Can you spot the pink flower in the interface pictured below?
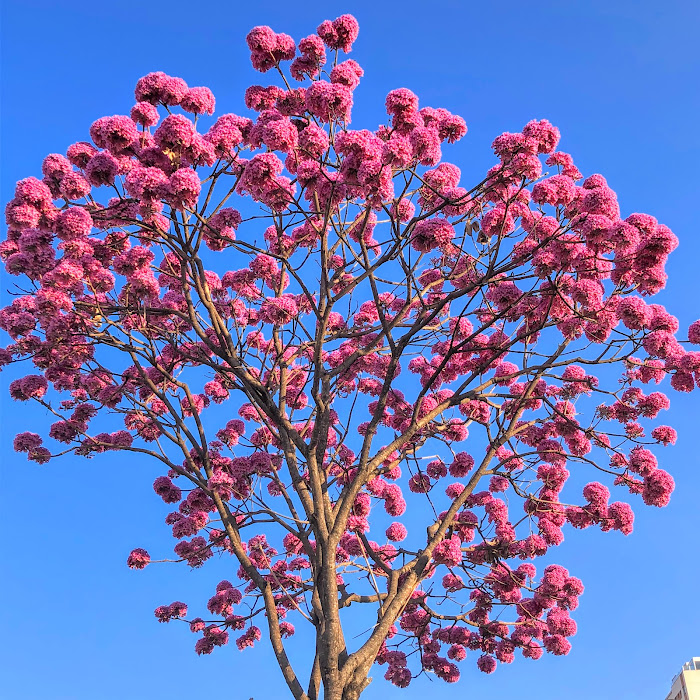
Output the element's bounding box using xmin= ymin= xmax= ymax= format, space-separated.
xmin=181 ymin=393 xmax=209 ymax=417
xmin=385 ymin=665 xmax=411 ymax=688
xmin=385 ymin=88 xmax=419 ymax=116
xmin=606 ymin=502 xmax=634 ymax=534
xmin=443 ymin=574 xmax=465 ymax=592
xmin=410 ymin=217 xmax=455 ymax=252
xmin=189 ymin=618 xmax=206 ymax=633
xmin=42 ymin=154 xmax=72 ymax=190
xmin=292 ymin=218 xmax=325 ymax=248
xmin=153 ymin=476 xmax=182 ymax=504
xmin=197 ymin=626 xmax=229 ymax=653
xmin=166 ymin=168 xmax=201 ymax=210
xmin=235 ymin=625 xmax=262 ymax=650
xmin=279 ymin=622 xmax=295 ymax=638
xmin=204 ymin=207 xmax=241 ymax=251
xmin=299 ymin=124 xmax=329 ymax=159
xmin=477 ymin=654 xmax=497 ymax=674
xmin=617 ymin=296 xmax=652 ymax=330
xmin=246 ymin=26 xmax=276 ymax=53
xmin=481 ymin=205 xmax=515 ymax=239
xmin=492 ymin=132 xmax=536 ymax=159
xmin=124 ymin=166 xmax=168 ymax=200
xmin=688 ymin=320 xmax=700 ymax=345
xmin=155 ymin=601 xmax=188 ymax=622
xmin=391 ymin=198 xmax=415 ymax=223
xmin=237 ymin=152 xmax=282 ymax=196
xmin=66 ymin=141 xmax=98 ymax=168
xmin=546 ymin=151 xmax=582 ymax=179
xmin=85 ymin=152 xmax=119 ymax=187
xmin=384 ymin=491 xmax=406 ymax=517
xmin=637 ymin=392 xmax=670 ymax=418
xmin=330 ymin=60 xmax=364 ymax=89
xmin=422 ymin=108 xmax=467 ymax=143
xmin=9 ymin=375 xmax=48 ymax=401
xmin=130 ymin=101 xmax=159 ymax=127
xmin=15 ymin=176 xmax=53 ymax=208
xmin=93 ymin=115 xmax=139 ymax=155
xmin=582 ymin=483 xmax=609 ymax=514
xmin=113 ymin=246 xmax=155 ymax=275
xmin=259 ymin=295 xmax=299 ymax=326
xmin=408 ymin=473 xmax=431 ymax=493
xmin=628 ymin=447 xmax=657 ymax=477
xmin=449 ymin=452 xmax=474 ymax=478
xmin=205 ymin=114 xmax=248 ymax=157
xmin=581 ymin=185 xmax=620 ymax=219
xmin=543 ymin=634 xmax=572 ymax=655
xmin=651 ymin=425 xmax=677 ymax=445
xmin=276 ymin=88 xmax=306 ymax=117
xmin=127 ymin=548 xmax=150 ymax=569
xmin=13 ymin=432 xmax=43 ymax=452
xmin=305 ymin=81 xmax=353 ymax=123
xmin=410 ymin=126 xmax=441 ymax=166
xmin=135 ymin=71 xmax=188 ymax=106
xmin=54 ymin=207 xmax=92 ymax=240
xmin=386 ymin=522 xmax=407 ymax=542
xmin=180 ymin=87 xmax=216 ymax=115
xmin=642 ymin=468 xmax=674 ymax=507
xmin=494 ymin=361 xmax=519 ymax=386
xmin=259 ymin=114 xmax=298 ymax=153
xmin=246 ymin=26 xmax=295 ymax=72
xmin=433 ymin=535 xmax=462 ymax=566
xmin=522 ymin=119 xmax=560 ymax=154
xmin=531 ymin=175 xmax=576 ymax=206
xmin=317 ymin=14 xmax=360 ymax=53
xmin=489 ymin=476 xmax=510 ymax=492
xmin=59 ymin=172 xmax=91 ymax=200
xmin=154 ymin=114 xmax=197 ymax=152
xmin=291 ymin=35 xmax=326 ymax=80
xmin=671 ymin=371 xmax=695 ymax=392
xmin=208 ymin=470 xmax=234 ymax=499
xmin=245 ymin=85 xmax=283 ymax=112
xmin=208 ymin=586 xmax=242 ymax=615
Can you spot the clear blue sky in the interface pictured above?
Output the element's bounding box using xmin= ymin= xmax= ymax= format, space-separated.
xmin=1 ymin=0 xmax=699 ymax=698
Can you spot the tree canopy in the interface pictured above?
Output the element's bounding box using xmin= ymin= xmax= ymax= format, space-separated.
xmin=2 ymin=13 xmax=699 ymax=700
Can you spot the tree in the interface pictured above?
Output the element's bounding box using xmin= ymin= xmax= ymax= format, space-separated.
xmin=2 ymin=12 xmax=699 ymax=700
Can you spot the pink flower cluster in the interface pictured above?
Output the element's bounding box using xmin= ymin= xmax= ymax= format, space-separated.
xmin=246 ymin=26 xmax=296 ymax=73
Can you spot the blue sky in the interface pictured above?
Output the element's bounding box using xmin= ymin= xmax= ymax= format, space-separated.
xmin=1 ymin=0 xmax=699 ymax=698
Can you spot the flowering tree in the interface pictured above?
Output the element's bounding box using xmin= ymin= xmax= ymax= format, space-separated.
xmin=3 ymin=12 xmax=700 ymax=700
